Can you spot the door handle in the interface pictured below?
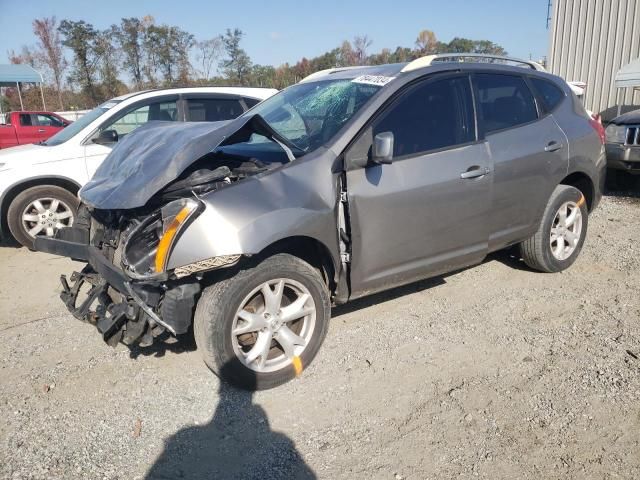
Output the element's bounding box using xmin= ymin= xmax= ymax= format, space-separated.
xmin=544 ymin=141 xmax=563 ymax=152
xmin=460 ymin=166 xmax=490 ymax=179
xmin=37 ymin=129 xmax=46 ymax=133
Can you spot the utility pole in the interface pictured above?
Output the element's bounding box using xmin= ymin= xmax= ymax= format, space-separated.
xmin=546 ymin=0 xmax=553 ymax=29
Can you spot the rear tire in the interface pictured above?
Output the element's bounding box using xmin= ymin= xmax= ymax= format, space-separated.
xmin=194 ymin=254 xmax=331 ymax=390
xmin=519 ymin=185 xmax=588 ymax=273
xmin=7 ymin=185 xmax=79 ymax=249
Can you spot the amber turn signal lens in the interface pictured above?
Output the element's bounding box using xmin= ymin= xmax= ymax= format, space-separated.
xmin=155 ymin=206 xmax=194 ymax=273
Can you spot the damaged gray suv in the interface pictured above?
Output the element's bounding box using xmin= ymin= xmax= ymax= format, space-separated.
xmin=36 ymin=54 xmax=606 ymax=389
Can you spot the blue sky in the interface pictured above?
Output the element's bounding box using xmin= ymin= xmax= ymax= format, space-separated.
xmin=0 ymin=0 xmax=551 ymax=69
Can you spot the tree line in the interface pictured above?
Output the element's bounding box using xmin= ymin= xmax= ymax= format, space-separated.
xmin=3 ymin=15 xmax=506 ymax=112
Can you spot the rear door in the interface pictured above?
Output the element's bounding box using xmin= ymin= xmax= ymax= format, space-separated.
xmin=345 ymin=74 xmax=492 ymax=296
xmin=472 ymin=73 xmax=568 ymax=250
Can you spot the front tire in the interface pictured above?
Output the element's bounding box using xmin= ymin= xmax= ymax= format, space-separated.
xmin=7 ymin=185 xmax=79 ymax=249
xmin=194 ymin=254 xmax=331 ymax=390
xmin=519 ymin=185 xmax=588 ymax=273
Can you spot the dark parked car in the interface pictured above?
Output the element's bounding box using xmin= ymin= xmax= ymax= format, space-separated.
xmin=605 ymin=108 xmax=640 ymax=175
xmin=35 ymin=54 xmax=606 ymax=390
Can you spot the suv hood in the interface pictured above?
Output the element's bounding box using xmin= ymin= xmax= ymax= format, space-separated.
xmin=80 ymin=114 xmax=292 ymax=209
xmin=611 ymin=108 xmax=640 ymax=125
xmin=0 ymin=143 xmax=63 ymax=167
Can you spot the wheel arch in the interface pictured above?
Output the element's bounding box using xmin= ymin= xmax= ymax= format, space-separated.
xmin=559 ymin=171 xmax=595 ymax=212
xmin=0 ymin=176 xmax=81 ymax=237
xmin=256 ymin=235 xmax=339 ymax=295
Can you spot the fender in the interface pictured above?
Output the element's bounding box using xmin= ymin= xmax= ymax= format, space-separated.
xmin=167 ymin=148 xmax=342 ymax=278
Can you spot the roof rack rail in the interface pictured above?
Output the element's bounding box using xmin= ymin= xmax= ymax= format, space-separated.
xmin=300 ymin=66 xmax=363 ymax=83
xmin=401 ymin=53 xmax=546 ymax=73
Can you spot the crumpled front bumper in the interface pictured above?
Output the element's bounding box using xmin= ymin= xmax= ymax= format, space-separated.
xmin=34 ymin=229 xmax=200 ymax=347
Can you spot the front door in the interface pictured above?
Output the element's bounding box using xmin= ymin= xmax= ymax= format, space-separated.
xmin=34 ymin=113 xmax=66 ymax=141
xmin=345 ymin=75 xmax=492 ymax=297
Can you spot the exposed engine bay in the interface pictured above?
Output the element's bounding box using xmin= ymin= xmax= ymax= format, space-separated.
xmin=43 ymin=116 xmax=292 ymax=347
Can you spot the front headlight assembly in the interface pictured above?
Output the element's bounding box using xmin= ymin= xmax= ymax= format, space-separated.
xmin=605 ymin=124 xmax=627 ymax=144
xmin=154 ymin=198 xmax=202 ymax=273
xmin=122 ymin=198 xmax=202 ymax=277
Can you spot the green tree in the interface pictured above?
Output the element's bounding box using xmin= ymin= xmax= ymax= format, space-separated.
xmin=143 ymin=23 xmax=194 ymax=85
xmin=473 ymin=40 xmax=507 ymax=55
xmin=94 ymin=27 xmax=121 ymax=98
xmin=446 ymin=37 xmax=475 ymax=53
xmin=220 ymin=28 xmax=252 ymax=85
xmin=115 ymin=17 xmax=145 ymax=89
xmin=58 ymin=20 xmax=100 ymax=103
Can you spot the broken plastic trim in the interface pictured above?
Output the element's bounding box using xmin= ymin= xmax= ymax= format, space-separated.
xmin=124 ymin=281 xmax=176 ymax=335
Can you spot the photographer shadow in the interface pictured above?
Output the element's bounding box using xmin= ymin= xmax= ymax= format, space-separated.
xmin=145 ymin=362 xmax=316 ymax=480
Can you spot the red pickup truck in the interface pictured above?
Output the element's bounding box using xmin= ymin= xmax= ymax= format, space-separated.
xmin=0 ymin=111 xmax=70 ymax=149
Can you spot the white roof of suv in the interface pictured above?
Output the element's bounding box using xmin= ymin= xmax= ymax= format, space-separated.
xmin=111 ymin=86 xmax=278 ymax=103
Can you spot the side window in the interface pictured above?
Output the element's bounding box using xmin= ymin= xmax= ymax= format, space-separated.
xmin=19 ymin=114 xmax=33 ymax=127
xmin=186 ymin=98 xmax=244 ymax=122
xmin=474 ymin=74 xmax=538 ymax=134
xmin=99 ymin=100 xmax=178 ymax=137
xmin=529 ymin=77 xmax=565 ymax=113
xmin=372 ymin=76 xmax=475 ymax=157
xmin=36 ymin=114 xmax=65 ymax=127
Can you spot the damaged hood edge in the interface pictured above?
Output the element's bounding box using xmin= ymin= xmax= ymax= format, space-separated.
xmin=80 ymin=114 xmax=292 ymax=210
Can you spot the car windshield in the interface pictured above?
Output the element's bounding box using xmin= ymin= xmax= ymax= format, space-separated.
xmin=246 ymin=78 xmax=382 ymax=153
xmin=43 ymin=100 xmax=121 ymax=146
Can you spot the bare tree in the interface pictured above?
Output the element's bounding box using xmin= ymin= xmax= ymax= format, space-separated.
xmin=32 ymin=17 xmax=67 ymax=109
xmin=7 ymin=46 xmax=37 ymax=66
xmin=196 ymin=37 xmax=223 ymax=80
xmin=353 ymin=35 xmax=373 ymax=65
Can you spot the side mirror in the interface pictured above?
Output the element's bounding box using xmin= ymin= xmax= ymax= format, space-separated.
xmin=372 ymin=131 xmax=394 ymax=164
xmin=93 ymin=129 xmax=118 ymax=145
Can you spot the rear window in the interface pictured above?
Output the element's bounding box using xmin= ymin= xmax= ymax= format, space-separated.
xmin=243 ymin=97 xmax=260 ymax=109
xmin=530 ymin=77 xmax=565 ymax=113
xmin=475 ymin=74 xmax=538 ymax=134
xmin=19 ymin=114 xmax=33 ymax=126
xmin=186 ymin=98 xmax=244 ymax=122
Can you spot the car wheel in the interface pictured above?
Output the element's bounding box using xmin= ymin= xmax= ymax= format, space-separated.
xmin=7 ymin=185 xmax=79 ymax=249
xmin=519 ymin=185 xmax=588 ymax=273
xmin=194 ymin=253 xmax=331 ymax=390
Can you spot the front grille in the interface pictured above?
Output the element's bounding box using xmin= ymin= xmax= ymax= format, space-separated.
xmin=625 ymin=125 xmax=640 ymax=146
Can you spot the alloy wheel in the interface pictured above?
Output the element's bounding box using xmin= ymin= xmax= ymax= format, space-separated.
xmin=550 ymin=200 xmax=583 ymax=261
xmin=21 ymin=197 xmax=74 ymax=238
xmin=231 ymin=278 xmax=316 ymax=373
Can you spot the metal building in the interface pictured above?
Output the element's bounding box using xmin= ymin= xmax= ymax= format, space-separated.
xmin=548 ymin=0 xmax=640 ymax=120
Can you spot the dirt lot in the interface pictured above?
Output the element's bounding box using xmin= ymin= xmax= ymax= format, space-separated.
xmin=1 ymin=190 xmax=639 ymax=480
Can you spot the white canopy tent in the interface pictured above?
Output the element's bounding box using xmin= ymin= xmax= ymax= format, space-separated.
xmin=614 ymin=58 xmax=640 ymax=116
xmin=0 ymin=64 xmax=47 ymax=115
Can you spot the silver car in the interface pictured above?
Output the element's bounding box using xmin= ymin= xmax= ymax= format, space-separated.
xmin=35 ymin=54 xmax=606 ymax=390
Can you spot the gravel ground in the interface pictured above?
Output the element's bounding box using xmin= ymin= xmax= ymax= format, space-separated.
xmin=1 ymin=190 xmax=639 ymax=480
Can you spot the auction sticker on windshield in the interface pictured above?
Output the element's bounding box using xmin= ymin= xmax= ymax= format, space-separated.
xmin=352 ymin=75 xmax=395 ymax=86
